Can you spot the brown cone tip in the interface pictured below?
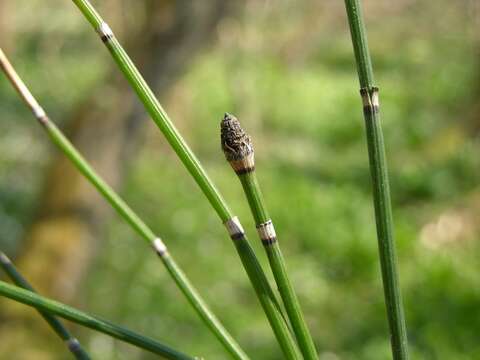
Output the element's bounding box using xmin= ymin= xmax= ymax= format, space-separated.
xmin=221 ymin=113 xmax=254 ymax=161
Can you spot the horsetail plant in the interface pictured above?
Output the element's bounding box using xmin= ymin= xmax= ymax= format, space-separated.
xmin=69 ymin=1 xmax=302 ymax=358
xmin=0 ymin=48 xmax=247 ymax=360
xmin=221 ymin=114 xmax=319 ymax=360
xmin=343 ymin=1 xmax=409 ymax=359
xmin=0 ymin=252 xmax=90 ymax=360
xmin=0 ymin=280 xmax=195 ymax=360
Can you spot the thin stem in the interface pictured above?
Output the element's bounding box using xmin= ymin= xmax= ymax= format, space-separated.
xmin=69 ymin=1 xmax=299 ymax=357
xmin=0 ymin=48 xmax=247 ymax=360
xmin=221 ymin=114 xmax=318 ymax=360
xmin=0 ymin=280 xmax=195 ymax=360
xmin=343 ymin=1 xmax=409 ymax=359
xmin=240 ymin=173 xmax=317 ymax=360
xmin=0 ymin=252 xmax=90 ymax=360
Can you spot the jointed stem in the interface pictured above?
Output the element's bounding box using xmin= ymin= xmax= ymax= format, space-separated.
xmin=221 ymin=114 xmax=318 ymax=360
xmin=240 ymin=173 xmax=318 ymax=360
xmin=0 ymin=48 xmax=247 ymax=360
xmin=343 ymin=1 xmax=409 ymax=359
xmin=69 ymin=1 xmax=299 ymax=357
xmin=0 ymin=281 xmax=195 ymax=360
xmin=0 ymin=252 xmax=90 ymax=360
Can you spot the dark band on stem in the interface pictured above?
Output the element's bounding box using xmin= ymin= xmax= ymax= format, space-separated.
xmin=360 ymin=86 xmax=380 ymax=115
xmin=230 ymin=233 xmax=245 ymax=241
xmin=261 ymin=237 xmax=277 ymax=246
xmin=232 ymin=162 xmax=255 ymax=175
xmin=235 ymin=168 xmax=254 ymax=175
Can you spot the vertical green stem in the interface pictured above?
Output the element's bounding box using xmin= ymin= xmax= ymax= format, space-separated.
xmin=0 ymin=48 xmax=248 ymax=360
xmin=0 ymin=281 xmax=195 ymax=360
xmin=220 ymin=114 xmax=317 ymax=359
xmin=343 ymin=1 xmax=409 ymax=359
xmin=0 ymin=252 xmax=90 ymax=360
xmin=69 ymin=1 xmax=299 ymax=357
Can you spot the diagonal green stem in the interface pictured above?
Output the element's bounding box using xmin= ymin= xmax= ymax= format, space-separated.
xmin=69 ymin=1 xmax=300 ymax=358
xmin=343 ymin=1 xmax=409 ymax=359
xmin=220 ymin=114 xmax=318 ymax=359
xmin=0 ymin=280 xmax=195 ymax=360
xmin=0 ymin=48 xmax=247 ymax=360
xmin=0 ymin=252 xmax=90 ymax=360
xmin=239 ymin=172 xmax=318 ymax=360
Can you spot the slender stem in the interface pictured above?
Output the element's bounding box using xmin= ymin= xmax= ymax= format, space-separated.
xmin=0 ymin=252 xmax=90 ymax=360
xmin=0 ymin=48 xmax=247 ymax=360
xmin=240 ymin=173 xmax=318 ymax=360
xmin=343 ymin=1 xmax=409 ymax=359
xmin=221 ymin=114 xmax=318 ymax=360
xmin=0 ymin=280 xmax=195 ymax=360
xmin=69 ymin=1 xmax=300 ymax=357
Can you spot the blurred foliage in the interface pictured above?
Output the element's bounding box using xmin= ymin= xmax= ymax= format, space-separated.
xmin=1 ymin=0 xmax=479 ymax=359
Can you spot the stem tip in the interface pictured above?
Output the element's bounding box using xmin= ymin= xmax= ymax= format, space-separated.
xmin=220 ymin=113 xmax=253 ymax=162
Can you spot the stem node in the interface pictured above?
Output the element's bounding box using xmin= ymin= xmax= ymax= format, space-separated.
xmin=360 ymin=86 xmax=380 ymax=115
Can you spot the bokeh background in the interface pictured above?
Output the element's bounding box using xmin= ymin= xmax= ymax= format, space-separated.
xmin=1 ymin=0 xmax=479 ymax=359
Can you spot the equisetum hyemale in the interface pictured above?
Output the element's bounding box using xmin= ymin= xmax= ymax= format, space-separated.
xmin=221 ymin=113 xmax=319 ymax=360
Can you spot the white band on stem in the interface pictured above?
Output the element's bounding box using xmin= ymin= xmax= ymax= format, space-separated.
xmin=33 ymin=106 xmax=46 ymax=120
xmin=153 ymin=237 xmax=167 ymax=255
xmin=96 ymin=22 xmax=114 ymax=41
xmin=66 ymin=338 xmax=80 ymax=352
xmin=371 ymin=89 xmax=380 ymax=107
xmin=257 ymin=220 xmax=276 ymax=241
xmin=0 ymin=253 xmax=11 ymax=264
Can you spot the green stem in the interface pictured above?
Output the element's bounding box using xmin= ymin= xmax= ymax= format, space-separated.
xmin=0 ymin=252 xmax=90 ymax=360
xmin=0 ymin=280 xmax=195 ymax=360
xmin=0 ymin=48 xmax=247 ymax=360
xmin=232 ymin=238 xmax=302 ymax=360
xmin=240 ymin=173 xmax=318 ymax=360
xmin=343 ymin=1 xmax=409 ymax=359
xmin=69 ymin=1 xmax=298 ymax=357
xmin=220 ymin=113 xmax=317 ymax=359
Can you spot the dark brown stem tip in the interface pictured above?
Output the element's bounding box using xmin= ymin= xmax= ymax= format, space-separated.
xmin=220 ymin=113 xmax=254 ymax=161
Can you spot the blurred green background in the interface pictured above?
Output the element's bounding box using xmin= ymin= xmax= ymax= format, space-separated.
xmin=1 ymin=0 xmax=479 ymax=359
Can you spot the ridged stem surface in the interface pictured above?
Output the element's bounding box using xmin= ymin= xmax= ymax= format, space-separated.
xmin=240 ymin=173 xmax=318 ymax=360
xmin=344 ymin=1 xmax=409 ymax=359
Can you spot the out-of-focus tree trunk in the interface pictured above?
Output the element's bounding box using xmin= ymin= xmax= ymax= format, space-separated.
xmin=0 ymin=1 xmax=232 ymax=358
